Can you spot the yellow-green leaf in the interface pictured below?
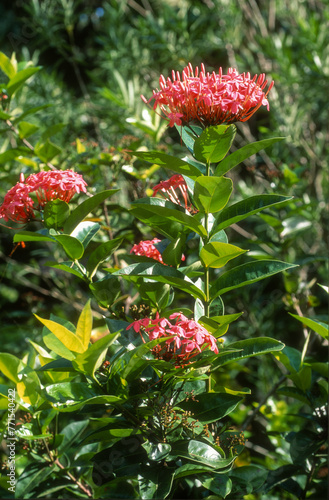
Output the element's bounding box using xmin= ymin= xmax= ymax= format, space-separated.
xmin=35 ymin=315 xmax=85 ymax=354
xmin=76 ymin=300 xmax=92 ymax=350
xmin=200 ymin=242 xmax=247 ymax=268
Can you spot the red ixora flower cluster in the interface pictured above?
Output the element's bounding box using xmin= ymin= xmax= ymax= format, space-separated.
xmin=130 ymin=238 xmax=164 ymax=264
xmin=142 ymin=63 xmax=274 ymax=128
xmin=127 ymin=312 xmax=219 ymax=364
xmin=152 ymin=174 xmax=191 ymax=210
xmin=0 ymin=170 xmax=87 ymax=223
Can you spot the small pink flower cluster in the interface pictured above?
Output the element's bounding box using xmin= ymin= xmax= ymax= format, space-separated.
xmin=152 ymin=174 xmax=190 ymax=210
xmin=0 ymin=170 xmax=87 ymax=223
xmin=127 ymin=312 xmax=219 ymax=364
xmin=142 ymin=63 xmax=274 ymax=128
xmin=130 ymin=238 xmax=164 ymax=263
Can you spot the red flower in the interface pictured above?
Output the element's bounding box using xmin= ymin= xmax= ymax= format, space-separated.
xmin=0 ymin=170 xmax=87 ymax=224
xmin=152 ymin=174 xmax=191 ymax=210
xmin=142 ymin=63 xmax=274 ymax=129
xmin=130 ymin=238 xmax=164 ymax=264
xmin=126 ymin=312 xmax=219 ymax=365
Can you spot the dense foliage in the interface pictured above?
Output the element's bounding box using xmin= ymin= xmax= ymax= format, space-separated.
xmin=0 ymin=1 xmax=327 ymax=499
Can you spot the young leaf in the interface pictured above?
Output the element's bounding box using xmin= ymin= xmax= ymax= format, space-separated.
xmin=50 ymin=234 xmax=84 ymax=260
xmin=211 ymin=194 xmax=293 ymax=234
xmin=70 ymin=221 xmax=100 ymax=249
xmin=34 ymin=139 xmax=62 ymax=162
xmin=194 ymin=176 xmax=233 ymax=214
xmin=7 ymin=66 xmax=41 ymax=97
xmin=194 ymin=124 xmax=236 ymax=163
xmin=35 ymin=315 xmax=85 ymax=354
xmin=132 ymin=151 xmax=202 ymax=179
xmin=17 ymin=121 xmax=40 ymax=139
xmin=211 ymin=260 xmax=298 ymax=299
xmin=63 ymin=189 xmax=119 ymax=234
xmin=200 ymin=242 xmax=247 ymax=268
xmin=46 ymin=261 xmax=86 ymax=279
xmin=73 ymin=332 xmax=120 ymax=379
xmin=76 ymin=300 xmax=93 ymax=350
xmin=0 ymin=353 xmax=22 ymax=383
xmin=215 ymin=137 xmax=285 ymax=176
xmin=0 ymin=51 xmax=16 ymax=78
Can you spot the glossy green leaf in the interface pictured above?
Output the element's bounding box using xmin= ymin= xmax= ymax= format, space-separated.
xmin=132 ymin=150 xmax=202 ymax=179
xmin=289 ymin=313 xmax=328 ymax=339
xmin=142 ymin=442 xmax=172 ymax=461
xmin=215 ymin=137 xmax=285 ymax=176
xmin=211 ymin=337 xmax=285 ymax=370
xmin=17 ymin=121 xmax=40 ymax=139
xmin=57 ymin=419 xmax=89 ymax=453
xmin=76 ymin=300 xmax=92 ymax=350
xmin=162 ymin=232 xmax=186 ymax=267
xmin=34 ymin=139 xmax=62 ymax=162
xmin=63 ymin=189 xmax=119 ymax=234
xmin=229 ymin=465 xmax=268 ymax=494
xmin=211 ymin=260 xmax=298 ymax=299
xmin=50 ymin=234 xmax=84 ymax=260
xmin=139 ymin=282 xmax=171 ymax=309
xmin=131 ymin=197 xmax=207 ymax=237
xmin=45 ymin=261 xmax=85 ymax=279
xmin=178 ymin=393 xmax=242 ymax=423
xmin=44 ymin=199 xmax=70 ymax=230
xmin=37 ymin=358 xmax=74 ymax=372
xmin=15 ymin=463 xmax=54 ymax=499
xmin=42 ymin=331 xmax=76 ymax=361
xmin=45 ymin=382 xmax=122 ymax=411
xmin=200 ymin=242 xmax=247 ymax=268
xmin=7 ymin=66 xmax=41 ymax=96
xmin=86 ymin=237 xmax=123 ymax=277
xmin=35 ymin=314 xmax=85 ymax=354
xmin=188 ymin=440 xmax=234 ymax=467
xmin=200 ymin=474 xmax=232 ymax=497
xmin=0 ymin=51 xmax=16 ymax=78
xmin=194 ymin=176 xmax=233 ymax=214
xmin=73 ymin=332 xmax=120 ymax=379
xmin=194 ymin=124 xmax=236 ymax=163
xmin=175 ymin=123 xmax=203 ymax=153
xmin=89 ymin=275 xmax=122 ymax=308
xmin=13 ymin=230 xmax=55 ymax=243
xmin=211 ymin=194 xmax=293 ymax=234
xmin=199 ymin=313 xmax=243 ymax=337
xmin=113 ymin=262 xmax=206 ymax=300
xmin=70 ymin=221 xmax=100 ymax=249
xmin=138 ymin=466 xmax=174 ymax=500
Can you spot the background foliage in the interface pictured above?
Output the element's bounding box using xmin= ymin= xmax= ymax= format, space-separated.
xmin=0 ymin=1 xmax=327 ymax=499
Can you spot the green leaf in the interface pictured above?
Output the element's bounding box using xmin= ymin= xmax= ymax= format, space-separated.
xmin=7 ymin=66 xmax=41 ymax=96
xmin=210 ymin=337 xmax=285 ymax=370
xmin=229 ymin=465 xmax=268 ymax=494
xmin=178 ymin=393 xmax=242 ymax=424
xmin=138 ymin=466 xmax=174 ymax=500
xmin=194 ymin=124 xmax=236 ymax=163
xmin=194 ymin=176 xmax=233 ymax=214
xmin=113 ymin=262 xmax=206 ymax=300
xmin=215 ymin=137 xmax=285 ymax=176
xmin=15 ymin=463 xmax=54 ymax=499
xmin=57 ymin=419 xmax=89 ymax=453
xmin=73 ymin=332 xmax=120 ymax=379
xmin=34 ymin=139 xmax=62 ymax=162
xmin=132 ymin=151 xmax=202 ymax=179
xmin=63 ymin=189 xmax=119 ymax=234
xmin=200 ymin=242 xmax=247 ymax=268
xmin=211 ymin=260 xmax=298 ymax=299
xmin=0 ymin=51 xmax=16 ymax=78
xmin=89 ymin=275 xmax=122 ymax=308
xmin=162 ymin=233 xmax=186 ymax=267
xmin=17 ymin=121 xmax=40 ymax=139
xmin=211 ymin=194 xmax=293 ymax=234
xmin=35 ymin=314 xmax=85 ymax=354
xmin=37 ymin=358 xmax=74 ymax=372
xmin=188 ymin=440 xmax=234 ymax=468
xmin=0 ymin=110 xmax=11 ymax=120
xmin=0 ymin=353 xmax=22 ymax=383
xmin=200 ymin=474 xmax=232 ymax=498
xmin=175 ymin=123 xmax=203 ymax=153
xmin=51 ymin=234 xmax=84 ymax=260
xmin=289 ymin=313 xmax=328 ymax=339
xmin=70 ymin=221 xmax=100 ymax=249
xmin=45 ymin=261 xmax=85 ymax=279
xmin=44 ymin=199 xmax=70 ymax=230
xmin=142 ymin=442 xmax=172 ymax=461
xmin=86 ymin=237 xmax=123 ymax=278
xmin=45 ymin=382 xmax=122 ymax=411
xmin=41 ymin=122 xmax=66 ymax=141
xmin=199 ymin=313 xmax=243 ymax=337
xmin=13 ymin=230 xmax=55 ymax=243
xmin=131 ymin=197 xmax=207 ymax=237
xmin=76 ymin=300 xmax=92 ymax=350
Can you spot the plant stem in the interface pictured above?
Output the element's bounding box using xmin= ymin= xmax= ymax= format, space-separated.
xmin=204 ymin=160 xmax=211 ymax=317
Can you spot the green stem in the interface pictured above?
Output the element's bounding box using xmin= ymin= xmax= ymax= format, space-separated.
xmin=204 ymin=160 xmax=211 ymax=317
